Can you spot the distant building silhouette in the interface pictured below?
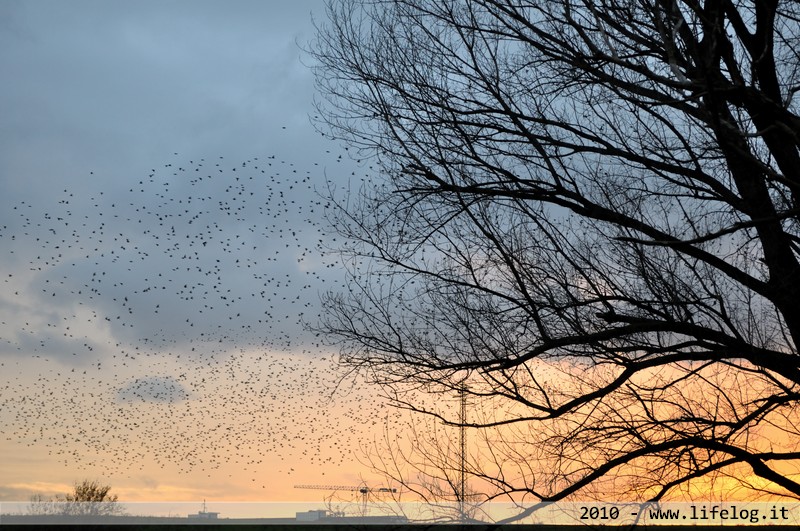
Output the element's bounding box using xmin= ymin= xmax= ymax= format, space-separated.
xmin=188 ymin=500 xmax=219 ymax=520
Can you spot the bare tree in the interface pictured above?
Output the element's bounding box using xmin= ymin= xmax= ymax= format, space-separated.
xmin=310 ymin=0 xmax=800 ymax=516
xmin=28 ymin=480 xmax=124 ymax=517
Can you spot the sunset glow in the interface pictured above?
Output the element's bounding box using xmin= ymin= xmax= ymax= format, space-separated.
xmin=4 ymin=0 xmax=800 ymax=519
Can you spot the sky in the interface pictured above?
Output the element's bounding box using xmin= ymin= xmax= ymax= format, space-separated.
xmin=3 ymin=2 xmax=800 ymax=520
xmin=0 ymin=0 xmax=412 ymax=507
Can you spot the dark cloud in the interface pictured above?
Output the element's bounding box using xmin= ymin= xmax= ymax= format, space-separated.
xmin=0 ymin=0 xmax=327 ymax=207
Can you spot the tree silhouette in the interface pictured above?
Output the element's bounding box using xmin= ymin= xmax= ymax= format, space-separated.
xmin=310 ymin=0 xmax=800 ymax=514
xmin=28 ymin=480 xmax=123 ymax=517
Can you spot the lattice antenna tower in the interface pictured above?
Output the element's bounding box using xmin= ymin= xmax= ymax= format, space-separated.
xmin=458 ymin=379 xmax=467 ymax=522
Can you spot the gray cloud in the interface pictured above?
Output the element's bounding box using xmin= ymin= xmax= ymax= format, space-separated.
xmin=0 ymin=0 xmax=359 ymax=362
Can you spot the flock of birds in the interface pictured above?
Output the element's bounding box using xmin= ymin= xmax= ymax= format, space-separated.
xmin=0 ymin=145 xmax=411 ymax=495
xmin=4 ymin=152 xmax=339 ymax=353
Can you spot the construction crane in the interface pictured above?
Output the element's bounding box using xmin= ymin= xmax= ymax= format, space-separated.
xmin=294 ymin=484 xmax=397 ymax=515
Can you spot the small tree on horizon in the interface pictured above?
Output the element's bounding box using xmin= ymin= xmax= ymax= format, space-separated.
xmin=28 ymin=479 xmax=124 ymax=517
xmin=59 ymin=479 xmax=119 ymax=504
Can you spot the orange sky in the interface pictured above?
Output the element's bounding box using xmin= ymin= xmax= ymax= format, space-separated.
xmin=0 ymin=348 xmax=399 ymax=504
xmin=3 ymin=348 xmax=799 ymax=510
